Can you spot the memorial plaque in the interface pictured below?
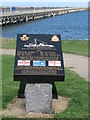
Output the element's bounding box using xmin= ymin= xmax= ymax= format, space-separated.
xmin=14 ymin=34 xmax=65 ymax=82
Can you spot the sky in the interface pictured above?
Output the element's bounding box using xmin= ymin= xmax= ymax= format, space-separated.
xmin=0 ymin=0 xmax=90 ymax=8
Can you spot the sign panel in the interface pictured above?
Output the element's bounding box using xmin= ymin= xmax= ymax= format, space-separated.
xmin=14 ymin=34 xmax=65 ymax=82
xmin=12 ymin=7 xmax=16 ymax=11
xmin=48 ymin=61 xmax=61 ymax=67
xmin=33 ymin=61 xmax=46 ymax=66
xmin=17 ymin=60 xmax=30 ymax=66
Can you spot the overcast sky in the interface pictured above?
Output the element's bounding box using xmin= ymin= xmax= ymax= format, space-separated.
xmin=0 ymin=0 xmax=90 ymax=8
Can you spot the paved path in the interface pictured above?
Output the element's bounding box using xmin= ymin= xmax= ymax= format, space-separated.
xmin=63 ymin=54 xmax=88 ymax=81
xmin=0 ymin=49 xmax=89 ymax=81
xmin=0 ymin=49 xmax=16 ymax=56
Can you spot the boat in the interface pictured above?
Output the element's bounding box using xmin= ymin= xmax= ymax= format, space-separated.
xmin=24 ymin=38 xmax=54 ymax=48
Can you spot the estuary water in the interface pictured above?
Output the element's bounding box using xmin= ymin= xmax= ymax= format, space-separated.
xmin=2 ymin=11 xmax=88 ymax=40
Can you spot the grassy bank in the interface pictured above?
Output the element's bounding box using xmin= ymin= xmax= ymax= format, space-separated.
xmin=1 ymin=38 xmax=89 ymax=56
xmin=2 ymin=55 xmax=88 ymax=118
xmin=1 ymin=38 xmax=16 ymax=49
xmin=62 ymin=40 xmax=88 ymax=56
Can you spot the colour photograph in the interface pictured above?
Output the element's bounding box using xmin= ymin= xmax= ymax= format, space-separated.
xmin=0 ymin=0 xmax=89 ymax=119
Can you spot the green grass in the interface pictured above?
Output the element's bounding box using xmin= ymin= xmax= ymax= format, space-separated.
xmin=2 ymin=55 xmax=88 ymax=118
xmin=2 ymin=55 xmax=20 ymax=108
xmin=1 ymin=38 xmax=89 ymax=56
xmin=1 ymin=38 xmax=16 ymax=49
xmin=55 ymin=71 xmax=88 ymax=118
xmin=62 ymin=40 xmax=88 ymax=56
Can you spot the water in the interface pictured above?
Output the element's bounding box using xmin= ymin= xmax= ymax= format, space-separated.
xmin=2 ymin=11 xmax=88 ymax=40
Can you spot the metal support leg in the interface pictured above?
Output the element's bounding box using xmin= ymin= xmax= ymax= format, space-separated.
xmin=52 ymin=82 xmax=58 ymax=99
xmin=18 ymin=81 xmax=26 ymax=98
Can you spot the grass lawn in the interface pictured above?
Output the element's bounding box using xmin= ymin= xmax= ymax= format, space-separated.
xmin=62 ymin=40 xmax=88 ymax=57
xmin=2 ymin=55 xmax=88 ymax=119
xmin=1 ymin=38 xmax=89 ymax=56
xmin=1 ymin=38 xmax=16 ymax=49
xmin=2 ymin=55 xmax=20 ymax=108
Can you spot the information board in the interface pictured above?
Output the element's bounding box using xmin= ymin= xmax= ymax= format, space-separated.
xmin=14 ymin=34 xmax=65 ymax=82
